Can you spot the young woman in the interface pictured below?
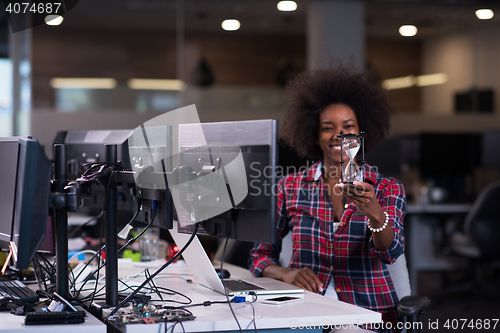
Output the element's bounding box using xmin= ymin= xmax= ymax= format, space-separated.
xmin=249 ymin=65 xmax=406 ymax=332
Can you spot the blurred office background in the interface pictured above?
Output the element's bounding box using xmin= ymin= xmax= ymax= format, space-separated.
xmin=1 ymin=0 xmax=499 ymax=327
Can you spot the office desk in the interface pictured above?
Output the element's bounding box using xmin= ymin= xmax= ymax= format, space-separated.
xmin=406 ymin=203 xmax=471 ymax=214
xmin=0 ymin=261 xmax=381 ymax=333
xmin=406 ymin=203 xmax=472 ymax=295
xmin=108 ymin=259 xmax=382 ymax=333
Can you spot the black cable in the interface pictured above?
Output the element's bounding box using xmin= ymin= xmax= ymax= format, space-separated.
xmin=174 ymin=299 xmax=233 ymax=309
xmin=34 ymin=253 xmax=56 ymax=291
xmin=31 ymin=255 xmax=45 ymax=292
xmin=36 ymin=253 xmax=56 ymax=277
xmin=90 ymin=211 xmax=106 ymax=306
xmin=68 ymin=211 xmax=104 ymax=238
xmin=108 ymin=223 xmax=201 ymax=317
xmin=79 ymin=162 xmax=126 ymax=182
xmin=178 ymin=320 xmax=186 ymax=333
xmin=162 ymin=307 xmax=193 ymax=333
xmin=75 ymin=207 xmax=157 ymax=300
xmin=246 ymin=294 xmax=258 ymax=333
xmin=219 ymin=223 xmax=243 ymax=333
xmin=145 ymin=268 xmax=163 ymax=301
xmin=71 ymin=202 xmax=143 ymax=297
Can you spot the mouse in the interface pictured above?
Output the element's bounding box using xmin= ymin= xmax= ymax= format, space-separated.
xmin=215 ymin=268 xmax=231 ymax=279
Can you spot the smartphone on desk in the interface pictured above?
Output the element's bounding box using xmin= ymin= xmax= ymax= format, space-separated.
xmin=261 ymin=296 xmax=303 ymax=305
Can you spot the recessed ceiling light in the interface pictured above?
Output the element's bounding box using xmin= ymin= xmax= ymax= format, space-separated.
xmin=399 ymin=25 xmax=417 ymax=37
xmin=476 ymin=9 xmax=494 ymax=20
xmin=128 ymin=79 xmax=186 ymax=91
xmin=277 ymin=1 xmax=297 ymax=12
xmin=416 ymin=73 xmax=448 ymax=87
xmin=221 ymin=19 xmax=240 ymax=31
xmin=382 ymin=76 xmax=416 ymax=90
xmin=45 ymin=15 xmax=64 ymax=26
xmin=382 ymin=73 xmax=448 ymax=90
xmin=49 ymin=78 xmax=117 ymax=89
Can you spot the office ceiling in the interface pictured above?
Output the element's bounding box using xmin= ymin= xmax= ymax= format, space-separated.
xmin=57 ymin=0 xmax=500 ymax=39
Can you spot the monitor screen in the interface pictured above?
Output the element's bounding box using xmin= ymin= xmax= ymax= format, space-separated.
xmin=481 ymin=130 xmax=500 ymax=168
xmin=53 ymin=129 xmax=134 ymax=223
xmin=55 ymin=128 xmax=173 ymax=230
xmin=53 ymin=129 xmax=133 ymax=180
xmin=365 ymin=135 xmax=420 ymax=177
xmin=175 ymin=119 xmax=278 ymax=244
xmin=419 ymin=132 xmax=481 ymax=202
xmin=0 ymin=137 xmax=52 ymax=270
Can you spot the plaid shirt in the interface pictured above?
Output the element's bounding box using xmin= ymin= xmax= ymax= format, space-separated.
xmin=249 ymin=161 xmax=406 ymax=331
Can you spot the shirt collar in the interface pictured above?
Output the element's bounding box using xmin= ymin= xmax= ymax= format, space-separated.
xmin=307 ymin=160 xmax=378 ymax=185
xmin=314 ymin=161 xmax=323 ymax=181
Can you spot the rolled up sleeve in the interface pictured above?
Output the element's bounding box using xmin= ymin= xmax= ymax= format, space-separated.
xmin=249 ymin=178 xmax=289 ymax=276
xmin=369 ymin=178 xmax=406 ymax=264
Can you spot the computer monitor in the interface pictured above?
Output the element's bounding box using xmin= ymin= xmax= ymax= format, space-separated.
xmin=481 ymin=130 xmax=500 ymax=168
xmin=53 ymin=129 xmax=133 ymax=180
xmin=54 ymin=129 xmax=171 ymax=230
xmin=53 ymin=129 xmax=134 ymax=221
xmin=365 ymin=134 xmax=420 ymax=177
xmin=0 ymin=137 xmax=52 ymax=270
xmin=176 ymin=119 xmax=278 ymax=244
xmin=419 ymin=132 xmax=481 ymax=202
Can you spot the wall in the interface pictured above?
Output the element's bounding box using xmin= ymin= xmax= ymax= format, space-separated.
xmin=29 ymin=22 xmax=500 ymax=152
xmin=421 ymin=24 xmax=500 ymax=117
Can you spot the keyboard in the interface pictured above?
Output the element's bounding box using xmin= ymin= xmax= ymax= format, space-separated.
xmin=0 ymin=280 xmax=39 ymax=303
xmin=222 ymin=279 xmax=265 ymax=292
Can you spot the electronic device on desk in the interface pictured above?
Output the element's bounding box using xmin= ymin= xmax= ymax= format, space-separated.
xmin=175 ymin=119 xmax=279 ymax=244
xmin=0 ymin=137 xmax=52 ymax=273
xmin=0 ymin=280 xmax=39 ymax=303
xmin=25 ymin=292 xmax=86 ymax=325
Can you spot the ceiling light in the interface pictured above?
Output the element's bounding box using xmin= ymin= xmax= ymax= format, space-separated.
xmin=476 ymin=9 xmax=494 ymax=20
xmin=277 ymin=1 xmax=297 ymax=12
xmin=382 ymin=76 xmax=416 ymax=90
xmin=399 ymin=25 xmax=417 ymax=37
xmin=221 ymin=19 xmax=240 ymax=31
xmin=128 ymin=79 xmax=186 ymax=91
xmin=416 ymin=73 xmax=448 ymax=87
xmin=50 ymin=78 xmax=117 ymax=89
xmin=383 ymin=73 xmax=448 ymax=90
xmin=45 ymin=15 xmax=64 ymax=26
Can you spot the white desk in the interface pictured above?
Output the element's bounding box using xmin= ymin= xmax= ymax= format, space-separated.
xmin=0 ymin=260 xmax=382 ymax=333
xmin=406 ymin=203 xmax=471 ymax=214
xmin=109 ymin=259 xmax=382 ymax=332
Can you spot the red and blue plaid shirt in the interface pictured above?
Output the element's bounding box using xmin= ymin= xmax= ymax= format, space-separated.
xmin=249 ymin=161 xmax=406 ymax=331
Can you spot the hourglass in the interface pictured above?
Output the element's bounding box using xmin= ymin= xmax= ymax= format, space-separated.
xmin=337 ymin=131 xmax=365 ymax=184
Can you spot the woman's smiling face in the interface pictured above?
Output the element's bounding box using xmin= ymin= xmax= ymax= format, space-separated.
xmin=317 ymin=103 xmax=360 ymax=165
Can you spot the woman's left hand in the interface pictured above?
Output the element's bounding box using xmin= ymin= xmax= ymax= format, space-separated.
xmin=335 ymin=181 xmax=394 ymax=250
xmin=335 ymin=181 xmax=384 ymax=222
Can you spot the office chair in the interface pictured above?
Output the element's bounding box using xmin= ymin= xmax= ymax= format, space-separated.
xmin=445 ymin=181 xmax=500 ymax=296
xmin=388 ymin=255 xmax=430 ymax=333
xmin=279 ymin=234 xmax=430 ymax=333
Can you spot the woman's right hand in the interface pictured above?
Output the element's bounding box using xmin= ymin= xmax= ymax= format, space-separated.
xmin=282 ymin=267 xmax=324 ymax=293
xmin=262 ymin=265 xmax=323 ymax=293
